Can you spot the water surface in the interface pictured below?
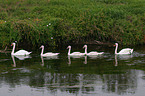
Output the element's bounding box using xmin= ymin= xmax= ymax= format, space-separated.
xmin=0 ymin=45 xmax=145 ymax=96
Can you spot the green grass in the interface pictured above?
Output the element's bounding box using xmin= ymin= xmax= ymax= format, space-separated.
xmin=0 ymin=0 xmax=145 ymax=48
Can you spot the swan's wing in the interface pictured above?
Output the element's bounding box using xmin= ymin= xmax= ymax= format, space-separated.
xmin=72 ymin=52 xmax=81 ymax=54
xmin=14 ymin=50 xmax=31 ymax=55
xmin=70 ymin=52 xmax=85 ymax=56
xmin=87 ymin=51 xmax=98 ymax=55
xmin=118 ymin=48 xmax=133 ymax=54
xmin=87 ymin=51 xmax=104 ymax=55
xmin=70 ymin=52 xmax=82 ymax=55
xmin=43 ymin=52 xmax=59 ymax=56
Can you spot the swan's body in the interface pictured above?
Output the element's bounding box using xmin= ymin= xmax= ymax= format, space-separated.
xmin=40 ymin=45 xmax=59 ymax=57
xmin=67 ymin=46 xmax=85 ymax=56
xmin=114 ymin=43 xmax=133 ymax=55
xmin=83 ymin=45 xmax=104 ymax=56
xmin=11 ymin=43 xmax=32 ymax=56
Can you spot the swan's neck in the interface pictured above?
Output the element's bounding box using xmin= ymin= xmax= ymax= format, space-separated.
xmin=84 ymin=47 xmax=87 ymax=54
xmin=11 ymin=44 xmax=15 ymax=55
xmin=115 ymin=45 xmax=118 ymax=54
xmin=41 ymin=47 xmax=44 ymax=55
xmin=68 ymin=48 xmax=71 ymax=55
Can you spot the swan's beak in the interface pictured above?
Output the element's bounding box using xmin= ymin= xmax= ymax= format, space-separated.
xmin=67 ymin=46 xmax=70 ymax=49
xmin=83 ymin=46 xmax=86 ymax=48
xmin=113 ymin=45 xmax=116 ymax=47
xmin=39 ymin=47 xmax=42 ymax=49
xmin=11 ymin=44 xmax=13 ymax=46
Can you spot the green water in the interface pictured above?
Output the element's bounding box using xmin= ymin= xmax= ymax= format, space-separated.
xmin=0 ymin=45 xmax=145 ymax=96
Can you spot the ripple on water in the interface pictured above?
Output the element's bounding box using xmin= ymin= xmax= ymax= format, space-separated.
xmin=0 ymin=59 xmax=10 ymax=62
xmin=132 ymin=51 xmax=145 ymax=57
xmin=1 ymin=71 xmax=8 ymax=74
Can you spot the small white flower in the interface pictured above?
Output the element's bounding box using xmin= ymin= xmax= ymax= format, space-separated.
xmin=49 ymin=23 xmax=51 ymax=25
xmin=5 ymin=21 xmax=6 ymax=22
xmin=47 ymin=25 xmax=48 ymax=27
xmin=51 ymin=37 xmax=53 ymax=39
xmin=28 ymin=18 xmax=30 ymax=19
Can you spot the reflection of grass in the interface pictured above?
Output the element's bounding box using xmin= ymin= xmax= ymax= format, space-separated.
xmin=0 ymin=65 xmax=9 ymax=74
xmin=0 ymin=54 xmax=144 ymax=76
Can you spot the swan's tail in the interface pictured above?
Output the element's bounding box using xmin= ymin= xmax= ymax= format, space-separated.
xmin=130 ymin=49 xmax=133 ymax=54
xmin=56 ymin=53 xmax=60 ymax=55
xmin=98 ymin=52 xmax=104 ymax=54
xmin=27 ymin=52 xmax=32 ymax=55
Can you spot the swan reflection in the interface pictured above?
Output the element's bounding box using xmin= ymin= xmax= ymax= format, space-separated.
xmin=115 ymin=55 xmax=118 ymax=66
xmin=68 ymin=55 xmax=84 ymax=59
xmin=67 ymin=56 xmax=87 ymax=65
xmin=11 ymin=55 xmax=16 ymax=67
xmin=87 ymin=55 xmax=104 ymax=59
xmin=44 ymin=55 xmax=59 ymax=59
xmin=14 ymin=55 xmax=31 ymax=60
xmin=68 ymin=56 xmax=71 ymax=65
xmin=41 ymin=56 xmax=44 ymax=66
xmin=41 ymin=56 xmax=59 ymax=66
xmin=114 ymin=54 xmax=133 ymax=66
xmin=68 ymin=55 xmax=105 ymax=65
xmin=11 ymin=55 xmax=32 ymax=67
xmin=117 ymin=54 xmax=133 ymax=60
xmin=84 ymin=56 xmax=87 ymax=64
xmin=67 ymin=56 xmax=86 ymax=65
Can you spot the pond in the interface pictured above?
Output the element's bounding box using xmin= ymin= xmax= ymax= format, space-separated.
xmin=0 ymin=44 xmax=145 ymax=96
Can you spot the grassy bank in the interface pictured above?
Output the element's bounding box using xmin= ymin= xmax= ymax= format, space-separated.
xmin=0 ymin=0 xmax=145 ymax=48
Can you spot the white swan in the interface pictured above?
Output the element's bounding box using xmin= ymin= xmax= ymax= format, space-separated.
xmin=114 ymin=43 xmax=133 ymax=54
xmin=67 ymin=46 xmax=85 ymax=56
xmin=40 ymin=45 xmax=59 ymax=57
xmin=83 ymin=45 xmax=104 ymax=56
xmin=11 ymin=43 xmax=32 ymax=56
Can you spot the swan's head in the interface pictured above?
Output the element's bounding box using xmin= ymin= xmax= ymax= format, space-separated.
xmin=114 ymin=43 xmax=118 ymax=46
xmin=83 ymin=45 xmax=87 ymax=48
xmin=40 ymin=45 xmax=44 ymax=49
xmin=67 ymin=46 xmax=71 ymax=49
xmin=11 ymin=43 xmax=15 ymax=46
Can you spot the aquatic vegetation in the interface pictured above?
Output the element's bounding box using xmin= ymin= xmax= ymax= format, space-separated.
xmin=0 ymin=0 xmax=145 ymax=48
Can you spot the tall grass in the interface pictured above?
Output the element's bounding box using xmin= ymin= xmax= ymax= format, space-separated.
xmin=0 ymin=0 xmax=145 ymax=48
